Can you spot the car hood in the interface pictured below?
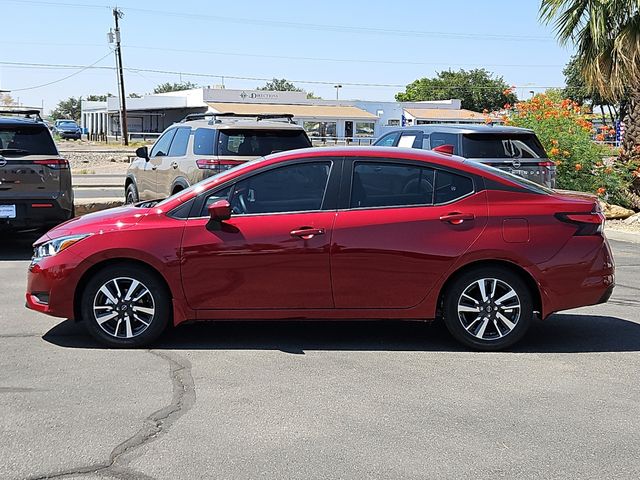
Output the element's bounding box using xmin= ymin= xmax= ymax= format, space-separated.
xmin=36 ymin=205 xmax=150 ymax=243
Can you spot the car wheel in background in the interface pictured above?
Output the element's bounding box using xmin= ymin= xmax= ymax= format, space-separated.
xmin=125 ymin=183 xmax=139 ymax=204
xmin=80 ymin=264 xmax=171 ymax=348
xmin=442 ymin=266 xmax=533 ymax=351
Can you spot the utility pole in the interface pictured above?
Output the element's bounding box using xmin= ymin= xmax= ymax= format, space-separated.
xmin=112 ymin=8 xmax=128 ymax=145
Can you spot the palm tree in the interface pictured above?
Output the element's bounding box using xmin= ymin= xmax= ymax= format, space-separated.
xmin=540 ymin=0 xmax=640 ymax=197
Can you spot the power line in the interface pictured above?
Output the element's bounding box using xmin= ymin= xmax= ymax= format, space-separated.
xmin=6 ymin=52 xmax=113 ymax=92
xmin=0 ymin=40 xmax=565 ymax=69
xmin=7 ymin=0 xmax=553 ymax=42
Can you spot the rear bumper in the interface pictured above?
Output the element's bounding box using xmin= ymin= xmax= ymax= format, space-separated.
xmin=539 ymin=234 xmax=615 ymax=317
xmin=0 ymin=198 xmax=73 ymax=231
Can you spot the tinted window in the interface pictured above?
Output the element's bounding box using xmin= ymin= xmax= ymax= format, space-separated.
xmin=434 ymin=170 xmax=473 ymax=204
xmin=351 ymin=162 xmax=434 ymax=208
xmin=374 ymin=132 xmax=399 ymax=147
xmin=472 ymin=162 xmax=554 ymax=195
xmin=150 ymin=129 xmax=177 ymax=157
xmin=0 ymin=124 xmax=57 ymax=155
xmin=429 ymin=133 xmax=459 ymax=154
xmin=231 ymin=162 xmax=331 ymax=214
xmin=462 ymin=133 xmax=546 ymax=159
xmin=193 ymin=128 xmax=216 ymax=155
xmin=218 ymin=129 xmax=311 ymax=157
xmin=168 ymin=127 xmax=191 ymax=157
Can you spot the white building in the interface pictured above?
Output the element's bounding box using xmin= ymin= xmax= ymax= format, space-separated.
xmin=81 ymin=88 xmax=488 ymax=142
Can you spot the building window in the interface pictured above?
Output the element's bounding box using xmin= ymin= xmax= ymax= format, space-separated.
xmin=355 ymin=122 xmax=375 ymax=137
xmin=387 ymin=119 xmax=401 ymax=126
xmin=304 ymin=121 xmax=337 ymax=139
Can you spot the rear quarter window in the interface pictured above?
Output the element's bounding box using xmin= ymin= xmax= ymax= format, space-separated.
xmin=435 ymin=170 xmax=474 ymax=204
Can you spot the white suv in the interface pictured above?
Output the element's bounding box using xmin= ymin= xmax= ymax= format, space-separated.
xmin=125 ymin=113 xmax=312 ymax=203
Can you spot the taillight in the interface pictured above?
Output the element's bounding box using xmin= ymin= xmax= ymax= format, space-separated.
xmin=555 ymin=210 xmax=605 ymax=236
xmin=34 ymin=159 xmax=69 ymax=169
xmin=196 ymin=159 xmax=243 ymax=172
xmin=537 ymin=161 xmax=556 ymax=167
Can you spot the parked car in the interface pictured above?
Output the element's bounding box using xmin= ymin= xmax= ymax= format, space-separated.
xmin=26 ymin=146 xmax=614 ymax=350
xmin=374 ymin=124 xmax=556 ymax=188
xmin=125 ymin=113 xmax=312 ymax=203
xmin=0 ymin=110 xmax=74 ymax=232
xmin=52 ymin=119 xmax=82 ymax=140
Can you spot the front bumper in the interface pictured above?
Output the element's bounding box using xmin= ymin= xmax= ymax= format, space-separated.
xmin=25 ymin=250 xmax=84 ymax=319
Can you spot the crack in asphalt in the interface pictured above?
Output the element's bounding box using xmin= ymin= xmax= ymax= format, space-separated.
xmin=25 ymin=351 xmax=196 ymax=480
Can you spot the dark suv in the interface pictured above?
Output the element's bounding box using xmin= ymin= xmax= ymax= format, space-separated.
xmin=374 ymin=124 xmax=556 ymax=188
xmin=0 ymin=110 xmax=74 ymax=232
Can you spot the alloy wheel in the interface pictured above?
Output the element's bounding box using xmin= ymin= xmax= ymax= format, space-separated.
xmin=457 ymin=278 xmax=521 ymax=341
xmin=92 ymin=277 xmax=155 ymax=339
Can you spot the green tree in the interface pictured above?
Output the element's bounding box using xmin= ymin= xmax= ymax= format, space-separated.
xmin=128 ymin=93 xmax=142 ymax=98
xmin=153 ymin=81 xmax=198 ymax=94
xmin=257 ymin=78 xmax=303 ymax=92
xmin=540 ymin=0 xmax=640 ymax=203
xmin=51 ymin=96 xmax=81 ymax=121
xmin=395 ymin=69 xmax=517 ymax=112
xmin=85 ymin=94 xmax=113 ymax=102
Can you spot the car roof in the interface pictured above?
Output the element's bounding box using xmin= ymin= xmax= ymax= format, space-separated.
xmin=0 ymin=116 xmax=46 ymax=126
xmin=179 ymin=118 xmax=305 ymax=131
xmin=383 ymin=124 xmax=535 ymax=135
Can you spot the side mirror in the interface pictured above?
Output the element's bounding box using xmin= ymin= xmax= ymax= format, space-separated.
xmin=136 ymin=146 xmax=149 ymax=161
xmin=208 ymin=199 xmax=231 ymax=222
xmin=433 ymin=144 xmax=455 ymax=155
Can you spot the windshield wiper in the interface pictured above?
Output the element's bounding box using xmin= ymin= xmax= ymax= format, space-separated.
xmin=0 ymin=148 xmax=30 ymax=155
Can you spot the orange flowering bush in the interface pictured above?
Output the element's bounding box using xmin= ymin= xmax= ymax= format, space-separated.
xmin=504 ymin=94 xmax=632 ymax=206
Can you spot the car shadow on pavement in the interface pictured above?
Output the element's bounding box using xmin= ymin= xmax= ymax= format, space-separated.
xmin=0 ymin=234 xmax=38 ymax=261
xmin=42 ymin=313 xmax=640 ymax=354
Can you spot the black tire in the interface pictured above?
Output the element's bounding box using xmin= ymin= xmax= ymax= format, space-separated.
xmin=80 ymin=264 xmax=171 ymax=348
xmin=125 ymin=183 xmax=139 ymax=204
xmin=442 ymin=266 xmax=533 ymax=351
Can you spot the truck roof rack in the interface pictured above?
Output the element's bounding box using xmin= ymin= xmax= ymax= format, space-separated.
xmin=0 ymin=108 xmax=43 ymax=121
xmin=181 ymin=112 xmax=295 ymax=124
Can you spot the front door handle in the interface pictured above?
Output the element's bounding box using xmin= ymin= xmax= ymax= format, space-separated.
xmin=439 ymin=212 xmax=475 ymax=225
xmin=171 ymin=162 xmax=179 ymax=169
xmin=290 ymin=227 xmax=325 ymax=240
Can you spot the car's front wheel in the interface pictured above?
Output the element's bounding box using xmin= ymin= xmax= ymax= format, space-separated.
xmin=125 ymin=183 xmax=139 ymax=204
xmin=80 ymin=264 xmax=171 ymax=348
xmin=442 ymin=267 xmax=533 ymax=351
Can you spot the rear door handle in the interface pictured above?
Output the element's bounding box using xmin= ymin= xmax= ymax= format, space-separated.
xmin=151 ymin=165 xmax=158 ymax=170
xmin=439 ymin=212 xmax=475 ymax=225
xmin=290 ymin=227 xmax=325 ymax=239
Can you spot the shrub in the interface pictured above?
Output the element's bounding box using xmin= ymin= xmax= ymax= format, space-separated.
xmin=502 ymin=95 xmax=633 ymax=207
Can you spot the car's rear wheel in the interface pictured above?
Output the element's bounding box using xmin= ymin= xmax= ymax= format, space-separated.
xmin=442 ymin=267 xmax=533 ymax=351
xmin=80 ymin=264 xmax=171 ymax=348
xmin=125 ymin=183 xmax=139 ymax=204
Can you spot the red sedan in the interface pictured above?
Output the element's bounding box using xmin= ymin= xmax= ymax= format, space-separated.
xmin=26 ymin=147 xmax=615 ymax=350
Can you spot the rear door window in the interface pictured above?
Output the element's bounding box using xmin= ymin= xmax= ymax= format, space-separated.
xmin=351 ymin=162 xmax=435 ymax=208
xmin=193 ymin=128 xmax=216 ymax=155
xmin=434 ymin=170 xmax=474 ymax=204
xmin=168 ymin=127 xmax=191 ymax=157
xmin=218 ymin=129 xmax=311 ymax=157
xmin=0 ymin=124 xmax=57 ymax=155
xmin=462 ymin=133 xmax=547 ymax=158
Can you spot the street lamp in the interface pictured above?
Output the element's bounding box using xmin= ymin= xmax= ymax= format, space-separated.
xmin=334 ymin=84 xmax=342 ymax=101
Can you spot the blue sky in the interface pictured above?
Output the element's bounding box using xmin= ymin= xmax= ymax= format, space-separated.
xmin=1 ymin=0 xmax=574 ymax=113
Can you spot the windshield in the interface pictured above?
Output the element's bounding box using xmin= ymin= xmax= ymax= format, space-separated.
xmin=0 ymin=125 xmax=57 ymax=155
xmin=462 ymin=133 xmax=547 ymax=159
xmin=473 ymin=161 xmax=555 ymax=195
xmin=58 ymin=121 xmax=78 ymax=127
xmin=218 ymin=129 xmax=311 ymax=157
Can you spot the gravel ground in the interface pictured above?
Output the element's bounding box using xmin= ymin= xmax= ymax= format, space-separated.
xmin=56 ymin=139 xmax=143 ymax=175
xmin=607 ymin=218 xmax=640 ymax=233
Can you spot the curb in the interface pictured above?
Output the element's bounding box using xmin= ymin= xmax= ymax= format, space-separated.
xmin=605 ymin=228 xmax=640 ymax=244
xmin=75 ymin=198 xmax=123 ymax=216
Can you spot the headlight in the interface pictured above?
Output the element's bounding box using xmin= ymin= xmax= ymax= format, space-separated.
xmin=33 ymin=234 xmax=91 ymax=260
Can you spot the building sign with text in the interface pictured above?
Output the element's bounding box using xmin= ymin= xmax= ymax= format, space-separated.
xmin=203 ymin=88 xmax=308 ymax=104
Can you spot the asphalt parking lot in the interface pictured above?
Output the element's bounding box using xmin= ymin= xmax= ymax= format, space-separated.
xmin=1 ymin=233 xmax=639 ymax=480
